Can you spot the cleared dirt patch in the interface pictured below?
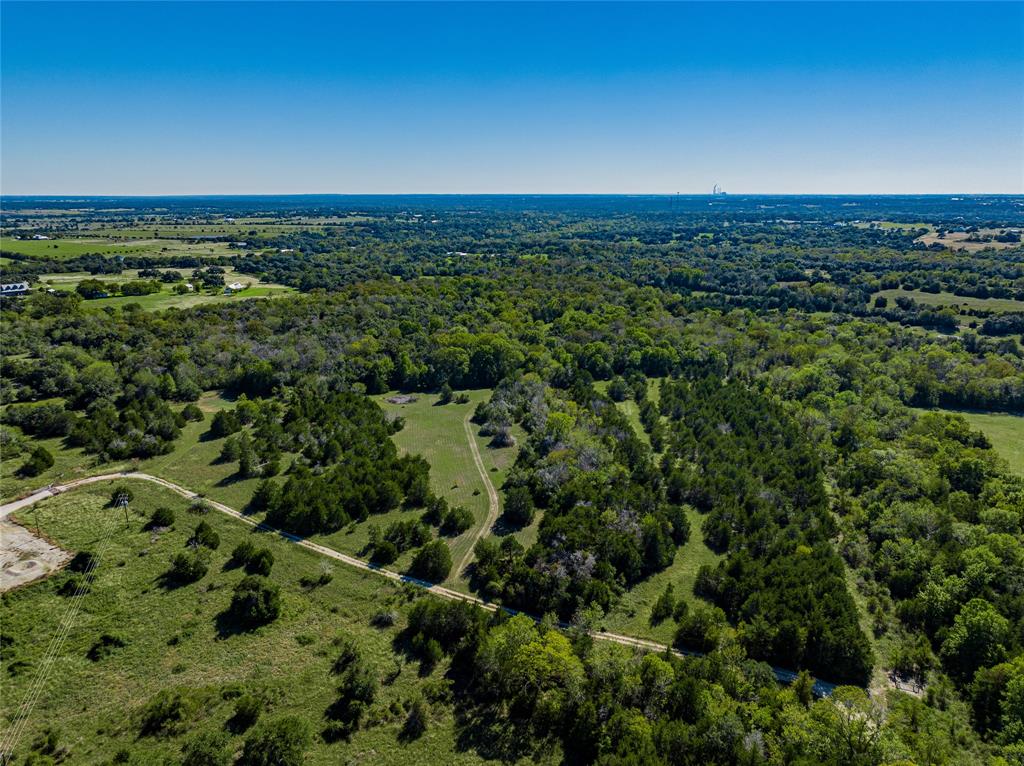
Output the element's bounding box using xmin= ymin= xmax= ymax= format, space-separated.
xmin=0 ymin=519 xmax=70 ymax=592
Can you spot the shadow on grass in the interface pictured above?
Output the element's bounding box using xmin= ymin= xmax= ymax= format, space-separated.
xmin=214 ymin=608 xmax=261 ymax=639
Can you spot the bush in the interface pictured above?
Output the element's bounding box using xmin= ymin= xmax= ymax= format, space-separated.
xmin=167 ymin=550 xmax=209 ymax=584
xmin=371 ymin=540 xmax=398 ymax=565
xmin=190 ymin=520 xmax=220 ymax=550
xmin=239 ymin=716 xmax=312 ymax=766
xmin=181 ymin=731 xmax=230 ymax=766
xmin=422 ymin=496 xmax=448 ymax=527
xmin=229 ymin=576 xmax=281 ymax=626
xmin=209 ymin=409 xmax=241 ymax=438
xmin=229 ymin=694 xmax=263 ymax=732
xmin=87 ymin=633 xmax=126 ymax=661
xmin=139 ymin=689 xmax=193 ymax=737
xmin=402 ymin=697 xmax=429 ymax=740
xmin=650 ymin=583 xmax=675 ymax=625
xmin=502 ymin=486 xmax=535 ymax=527
xmin=441 ymin=506 xmax=474 ymax=536
xmin=230 ymin=540 xmax=257 ymax=568
xmin=410 ymin=540 xmax=452 ymax=583
xmin=17 ymin=446 xmax=54 ymax=478
xmin=147 ymin=507 xmax=175 ymax=530
xmin=246 ymin=548 xmax=274 ymax=576
xmin=180 ymin=403 xmax=204 ymax=422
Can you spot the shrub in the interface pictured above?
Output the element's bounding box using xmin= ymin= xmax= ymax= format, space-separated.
xmin=239 ymin=716 xmax=312 ymax=766
xmin=181 ymin=731 xmax=230 ymax=766
xmin=219 ymin=436 xmax=240 ymax=463
xmin=189 ymin=520 xmax=220 ymax=550
xmin=422 ymin=496 xmax=448 ymax=527
xmin=371 ymin=540 xmax=399 ymax=565
xmin=180 ymin=403 xmax=204 ymax=422
xmin=245 ymin=548 xmax=274 ymax=576
xmin=230 ymin=540 xmax=257 ymax=567
xmin=441 ymin=506 xmax=474 ymax=536
xmin=147 ymin=507 xmax=175 ymax=530
xmin=167 ymin=550 xmax=209 ymax=584
xmin=139 ymin=689 xmax=193 ymax=737
xmin=502 ymin=486 xmax=535 ymax=527
xmin=229 ymin=694 xmax=263 ymax=732
xmin=18 ymin=446 xmax=54 ymax=478
xmin=209 ymin=409 xmax=241 ymax=438
xmin=87 ymin=633 xmax=126 ymax=661
xmin=402 ymin=697 xmax=429 ymax=740
xmin=410 ymin=540 xmax=452 ymax=583
xmin=229 ymin=576 xmax=281 ymax=626
xmin=650 ymin=583 xmax=675 ymax=625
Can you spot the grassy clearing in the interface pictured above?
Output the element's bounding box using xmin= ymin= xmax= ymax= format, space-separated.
xmin=36 ymin=267 xmax=294 ymax=312
xmin=78 ymin=285 xmax=293 ymax=312
xmin=0 ymin=236 xmax=235 ymax=260
xmin=870 ymin=288 xmax=1024 ymax=314
xmin=374 ymin=391 xmax=523 ymax=588
xmin=0 ymin=480 xmax=509 ymax=765
xmin=600 ymin=506 xmax=722 ymax=644
xmin=916 ymin=230 xmax=1023 ymax=252
xmin=593 ymin=377 xmax=664 ymax=451
xmin=957 ymin=411 xmax=1024 ymax=476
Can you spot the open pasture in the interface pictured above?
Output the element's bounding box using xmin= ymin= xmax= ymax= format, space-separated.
xmin=0 ymin=480 xmax=498 ymax=766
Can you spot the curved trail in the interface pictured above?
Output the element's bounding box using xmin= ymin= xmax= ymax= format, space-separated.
xmin=0 ymin=472 xmax=837 ymax=697
xmin=456 ymin=414 xmax=501 ymax=578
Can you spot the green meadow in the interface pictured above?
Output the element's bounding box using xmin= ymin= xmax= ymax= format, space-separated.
xmin=0 ymin=236 xmax=235 ymax=261
xmin=870 ymin=288 xmax=1024 ymax=314
xmin=374 ymin=391 xmax=525 ymax=586
xmin=959 ymin=411 xmax=1024 ymax=476
xmin=1 ymin=480 xmax=518 ymax=766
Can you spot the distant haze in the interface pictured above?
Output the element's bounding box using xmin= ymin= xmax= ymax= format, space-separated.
xmin=2 ymin=2 xmax=1021 ymax=195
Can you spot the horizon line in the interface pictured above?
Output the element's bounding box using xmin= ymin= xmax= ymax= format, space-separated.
xmin=3 ymin=192 xmax=1022 ymax=199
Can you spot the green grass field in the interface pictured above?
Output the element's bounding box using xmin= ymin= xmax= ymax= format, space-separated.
xmin=373 ymin=391 xmax=523 ymax=587
xmin=958 ymin=411 xmax=1024 ymax=476
xmin=600 ymin=506 xmax=721 ymax=644
xmin=37 ymin=268 xmax=293 ymax=312
xmin=1 ymin=480 xmax=522 ymax=766
xmin=0 ymin=236 xmax=235 ymax=260
xmin=870 ymin=288 xmax=1024 ymax=314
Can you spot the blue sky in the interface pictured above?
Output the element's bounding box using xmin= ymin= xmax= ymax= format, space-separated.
xmin=2 ymin=2 xmax=1021 ymax=194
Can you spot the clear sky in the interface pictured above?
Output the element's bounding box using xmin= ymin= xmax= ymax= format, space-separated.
xmin=2 ymin=1 xmax=1022 ymax=195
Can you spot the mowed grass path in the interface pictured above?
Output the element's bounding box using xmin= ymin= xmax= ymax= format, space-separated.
xmin=374 ymin=391 xmax=522 ymax=590
xmin=0 ymin=481 xmax=509 ymax=766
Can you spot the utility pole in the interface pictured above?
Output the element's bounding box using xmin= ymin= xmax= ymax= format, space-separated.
xmin=115 ymin=491 xmax=130 ymax=529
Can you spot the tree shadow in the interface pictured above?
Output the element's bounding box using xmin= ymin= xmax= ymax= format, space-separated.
xmin=214 ymin=608 xmax=258 ymax=639
xmin=452 ymin=704 xmax=548 ymax=764
xmin=215 ymin=471 xmax=246 ymax=488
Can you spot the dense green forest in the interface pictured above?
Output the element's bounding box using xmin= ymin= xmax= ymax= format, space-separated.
xmin=2 ymin=195 xmax=1023 ymax=764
